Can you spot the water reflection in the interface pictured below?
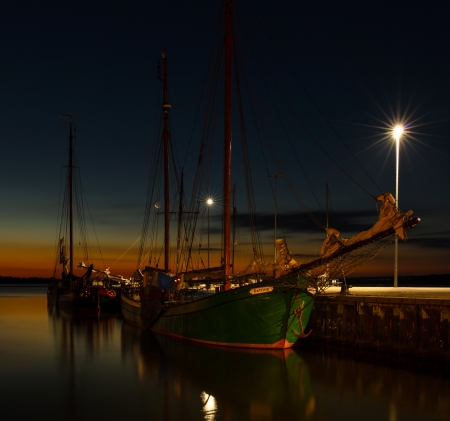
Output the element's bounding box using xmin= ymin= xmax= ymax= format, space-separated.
xmin=301 ymin=348 xmax=450 ymax=421
xmin=2 ymin=292 xmax=449 ymax=421
xmin=46 ymin=305 xmax=120 ymax=421
xmin=48 ymin=304 xmax=118 ymax=356
xmin=121 ymin=323 xmax=316 ymax=420
xmin=45 ymin=306 xmax=450 ymax=421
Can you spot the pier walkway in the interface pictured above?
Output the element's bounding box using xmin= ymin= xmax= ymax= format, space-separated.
xmin=322 ymin=286 xmax=450 ymax=300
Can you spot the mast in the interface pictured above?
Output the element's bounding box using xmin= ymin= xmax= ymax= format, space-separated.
xmin=69 ymin=118 xmax=73 ymax=281
xmin=162 ymin=49 xmax=171 ymax=272
xmin=60 ymin=114 xmax=73 ymax=281
xmin=176 ymin=169 xmax=184 ymax=274
xmin=232 ymin=184 xmax=237 ymax=275
xmin=223 ymin=0 xmax=233 ymax=278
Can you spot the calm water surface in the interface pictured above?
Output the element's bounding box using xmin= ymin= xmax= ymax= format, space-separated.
xmin=1 ymin=287 xmax=449 ymax=421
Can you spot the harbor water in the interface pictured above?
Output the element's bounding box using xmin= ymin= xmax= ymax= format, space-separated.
xmin=1 ymin=286 xmax=449 ymax=421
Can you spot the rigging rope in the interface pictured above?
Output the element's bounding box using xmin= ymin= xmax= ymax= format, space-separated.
xmin=241 ymin=0 xmax=382 ymax=196
xmin=237 ymin=10 xmax=325 ymax=214
xmin=236 ymin=37 xmax=324 ymax=229
xmin=181 ymin=2 xmax=225 ymax=170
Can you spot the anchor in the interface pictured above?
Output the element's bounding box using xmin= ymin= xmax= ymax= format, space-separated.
xmin=291 ymin=297 xmax=313 ymax=338
xmin=292 ymin=328 xmax=313 ymax=339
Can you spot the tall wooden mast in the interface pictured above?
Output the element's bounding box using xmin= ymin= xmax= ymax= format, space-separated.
xmin=176 ymin=169 xmax=184 ymax=274
xmin=69 ymin=118 xmax=73 ymax=281
xmin=162 ymin=49 xmax=171 ymax=273
xmin=223 ymin=0 xmax=233 ymax=278
xmin=60 ymin=114 xmax=73 ymax=281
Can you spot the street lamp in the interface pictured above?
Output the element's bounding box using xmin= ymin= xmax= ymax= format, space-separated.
xmin=206 ymin=198 xmax=214 ymax=268
xmin=393 ymin=125 xmax=403 ymax=288
xmin=268 ymin=174 xmax=284 ymax=266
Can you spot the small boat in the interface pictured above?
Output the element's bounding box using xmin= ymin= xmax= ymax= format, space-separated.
xmin=121 ymin=0 xmax=419 ymax=348
xmin=47 ymin=116 xmax=119 ymax=311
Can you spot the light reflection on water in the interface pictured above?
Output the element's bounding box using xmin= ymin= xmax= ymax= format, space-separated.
xmin=0 ymin=289 xmax=449 ymax=421
xmin=201 ymin=391 xmax=218 ymax=420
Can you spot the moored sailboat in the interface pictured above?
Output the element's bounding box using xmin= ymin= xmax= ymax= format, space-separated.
xmin=122 ymin=0 xmax=419 ymax=348
xmin=47 ymin=116 xmax=119 ymax=311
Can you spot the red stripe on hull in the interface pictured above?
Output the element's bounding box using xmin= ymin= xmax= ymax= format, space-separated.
xmin=150 ymin=327 xmax=296 ymax=349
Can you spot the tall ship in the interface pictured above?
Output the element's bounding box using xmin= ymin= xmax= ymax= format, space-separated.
xmin=121 ymin=0 xmax=419 ymax=348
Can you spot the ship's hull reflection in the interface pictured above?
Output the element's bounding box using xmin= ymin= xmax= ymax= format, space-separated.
xmin=121 ymin=322 xmax=316 ymax=420
xmin=44 ymin=304 xmax=450 ymax=421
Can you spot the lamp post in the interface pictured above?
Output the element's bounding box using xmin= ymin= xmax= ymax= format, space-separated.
xmin=268 ymin=174 xmax=284 ymax=265
xmin=393 ymin=125 xmax=403 ymax=288
xmin=206 ymin=198 xmax=214 ymax=268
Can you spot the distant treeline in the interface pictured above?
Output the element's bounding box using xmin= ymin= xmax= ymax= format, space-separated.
xmin=347 ymin=274 xmax=450 ymax=287
xmin=0 ymin=276 xmax=51 ymax=284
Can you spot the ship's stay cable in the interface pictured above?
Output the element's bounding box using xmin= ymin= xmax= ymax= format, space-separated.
xmin=73 ymin=152 xmax=100 ymax=265
xmin=235 ymin=20 xmax=324 ymax=230
xmin=95 ymin=75 xmax=164 ymax=274
xmin=169 ymin=117 xmax=183 ymax=176
xmin=233 ymin=37 xmax=265 ymax=262
xmin=235 ymin=8 xmax=325 ymax=229
xmin=136 ymin=106 xmax=164 ymax=269
xmin=72 ymin=146 xmax=90 ymax=268
xmin=99 ymin=208 xmax=144 ymax=246
xmin=183 ymin=20 xmax=224 ymax=273
xmin=107 ymin=236 xmax=141 ymax=270
xmin=185 ymin=74 xmax=221 ymax=271
xmin=136 ymin=83 xmax=163 ymax=268
xmin=53 ymin=148 xmax=68 ymax=278
xmin=60 ymin=176 xmax=70 ymax=269
xmin=239 ymin=9 xmax=321 ymax=213
xmin=80 ymin=187 xmax=105 ymax=271
xmin=147 ymin=162 xmax=164 ymax=265
xmin=178 ymin=5 xmax=227 ymax=273
xmin=326 ymin=185 xmax=337 ymax=230
xmin=110 ymin=75 xmax=162 ymax=267
xmin=137 ymin=70 xmax=185 ymax=273
xmin=181 ymin=2 xmax=224 ymax=170
xmin=242 ymin=0 xmax=382 ymax=196
xmin=69 ymin=142 xmax=110 ymax=273
xmin=148 ymin=146 xmax=164 ymax=267
xmin=237 ymin=6 xmax=324 ymax=216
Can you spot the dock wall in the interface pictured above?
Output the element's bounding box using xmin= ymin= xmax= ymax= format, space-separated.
xmin=307 ymin=295 xmax=450 ymax=362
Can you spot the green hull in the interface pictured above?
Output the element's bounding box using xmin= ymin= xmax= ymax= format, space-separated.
xmin=150 ymin=278 xmax=314 ymax=349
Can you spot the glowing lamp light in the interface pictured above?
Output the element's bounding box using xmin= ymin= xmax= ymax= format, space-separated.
xmin=206 ymin=198 xmax=214 ymax=206
xmin=393 ymin=125 xmax=403 ymax=141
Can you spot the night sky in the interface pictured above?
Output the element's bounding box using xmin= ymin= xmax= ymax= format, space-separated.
xmin=1 ymin=0 xmax=449 ymax=278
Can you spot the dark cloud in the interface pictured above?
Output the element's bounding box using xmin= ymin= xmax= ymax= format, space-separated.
xmin=232 ymin=210 xmax=377 ymax=234
xmin=407 ymin=236 xmax=450 ymax=250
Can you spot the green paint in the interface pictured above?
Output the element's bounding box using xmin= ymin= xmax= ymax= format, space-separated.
xmin=151 ymin=277 xmax=314 ymax=348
